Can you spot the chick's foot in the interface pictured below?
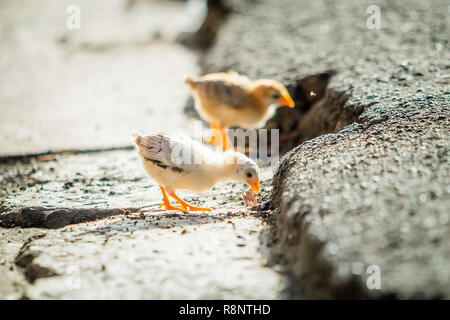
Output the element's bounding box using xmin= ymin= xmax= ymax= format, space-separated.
xmin=169 ymin=192 xmax=212 ymax=211
xmin=158 ymin=186 xmax=187 ymax=212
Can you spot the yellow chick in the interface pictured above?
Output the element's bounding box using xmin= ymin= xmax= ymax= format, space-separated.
xmin=185 ymin=71 xmax=295 ymax=150
xmin=132 ymin=131 xmax=260 ymax=212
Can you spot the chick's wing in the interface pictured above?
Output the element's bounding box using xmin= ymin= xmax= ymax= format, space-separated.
xmin=137 ymin=133 xmax=213 ymax=174
xmin=198 ymin=78 xmax=252 ymax=110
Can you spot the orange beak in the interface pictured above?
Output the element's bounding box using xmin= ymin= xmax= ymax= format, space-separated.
xmin=248 ymin=178 xmax=260 ymax=193
xmin=280 ymin=94 xmax=295 ymax=108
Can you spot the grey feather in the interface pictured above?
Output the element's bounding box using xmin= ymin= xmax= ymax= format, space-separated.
xmin=135 ymin=133 xmax=203 ymax=173
xmin=201 ymin=79 xmax=250 ymax=109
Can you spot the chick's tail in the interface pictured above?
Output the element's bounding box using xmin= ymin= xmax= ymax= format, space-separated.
xmin=184 ymin=76 xmax=197 ymax=88
xmin=131 ymin=131 xmax=143 ymax=146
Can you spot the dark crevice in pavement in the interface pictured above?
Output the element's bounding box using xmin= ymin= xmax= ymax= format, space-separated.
xmin=0 ymin=145 xmax=134 ymax=164
xmin=0 ymin=201 xmax=274 ymax=229
xmin=14 ymin=234 xmax=58 ymax=284
xmin=264 ymin=70 xmax=364 ymax=154
xmin=0 ymin=207 xmax=141 ymax=229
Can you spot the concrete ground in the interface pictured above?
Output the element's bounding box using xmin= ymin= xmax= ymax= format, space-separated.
xmin=0 ymin=153 xmax=284 ymax=299
xmin=0 ymin=0 xmax=289 ymax=299
xmin=0 ymin=149 xmax=287 ymax=299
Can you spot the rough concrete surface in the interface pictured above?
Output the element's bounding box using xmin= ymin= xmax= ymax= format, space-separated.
xmin=203 ymin=0 xmax=449 ymax=298
xmin=273 ymin=110 xmax=449 ymax=299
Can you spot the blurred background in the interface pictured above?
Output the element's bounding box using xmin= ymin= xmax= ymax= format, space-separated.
xmin=0 ymin=0 xmax=208 ymax=156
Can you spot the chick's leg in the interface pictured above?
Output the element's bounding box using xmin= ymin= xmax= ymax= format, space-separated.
xmin=219 ymin=128 xmax=233 ymax=151
xmin=206 ymin=121 xmax=232 ymax=151
xmin=205 ymin=121 xmax=221 ymax=145
xmin=157 ymin=186 xmax=185 ymax=211
xmin=168 ymin=192 xmax=212 ymax=211
xmin=205 ymin=121 xmax=217 ymax=144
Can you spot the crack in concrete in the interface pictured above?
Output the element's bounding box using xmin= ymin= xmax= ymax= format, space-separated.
xmin=1 ymin=207 xmax=142 ymax=229
xmin=0 ymin=146 xmax=134 ymax=163
xmin=14 ymin=234 xmax=58 ymax=284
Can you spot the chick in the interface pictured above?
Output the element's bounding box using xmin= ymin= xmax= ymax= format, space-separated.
xmin=131 ymin=131 xmax=260 ymax=212
xmin=185 ymin=71 xmax=295 ymax=150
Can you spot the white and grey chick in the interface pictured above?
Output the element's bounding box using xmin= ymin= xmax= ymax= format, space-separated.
xmin=131 ymin=131 xmax=260 ymax=212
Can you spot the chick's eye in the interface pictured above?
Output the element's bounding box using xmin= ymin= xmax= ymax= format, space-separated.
xmin=246 ymin=172 xmax=252 ymax=178
xmin=272 ymin=93 xmax=281 ymax=99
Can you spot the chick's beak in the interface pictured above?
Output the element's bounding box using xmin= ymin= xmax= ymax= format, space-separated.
xmin=247 ymin=178 xmax=260 ymax=193
xmin=280 ymin=94 xmax=295 ymax=108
